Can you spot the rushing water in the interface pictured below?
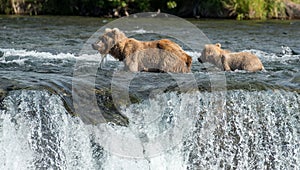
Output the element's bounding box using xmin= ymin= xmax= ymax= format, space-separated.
xmin=0 ymin=14 xmax=299 ymax=169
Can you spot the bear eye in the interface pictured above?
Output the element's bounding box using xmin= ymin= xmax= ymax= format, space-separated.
xmin=102 ymin=37 xmax=108 ymax=43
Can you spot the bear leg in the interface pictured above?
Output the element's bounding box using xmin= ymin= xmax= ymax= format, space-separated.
xmin=221 ymin=55 xmax=231 ymax=71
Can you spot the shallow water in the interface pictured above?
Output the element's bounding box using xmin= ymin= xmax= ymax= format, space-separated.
xmin=0 ymin=14 xmax=299 ymax=169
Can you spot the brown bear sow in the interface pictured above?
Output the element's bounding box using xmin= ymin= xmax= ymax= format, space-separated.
xmin=92 ymin=28 xmax=192 ymax=73
xmin=198 ymin=43 xmax=264 ymax=72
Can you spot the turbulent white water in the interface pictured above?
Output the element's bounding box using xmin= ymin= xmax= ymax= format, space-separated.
xmin=0 ymin=90 xmax=102 ymax=169
xmin=185 ymin=90 xmax=300 ymax=169
xmin=0 ymin=89 xmax=299 ymax=169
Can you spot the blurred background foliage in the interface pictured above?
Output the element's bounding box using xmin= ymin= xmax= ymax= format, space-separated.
xmin=0 ymin=0 xmax=299 ymax=19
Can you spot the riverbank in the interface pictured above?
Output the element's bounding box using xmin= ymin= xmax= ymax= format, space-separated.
xmin=0 ymin=0 xmax=300 ymax=20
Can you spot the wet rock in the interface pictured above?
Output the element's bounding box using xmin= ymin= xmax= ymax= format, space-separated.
xmin=0 ymin=88 xmax=7 ymax=104
xmin=0 ymin=50 xmax=4 ymax=58
xmin=279 ymin=45 xmax=299 ymax=57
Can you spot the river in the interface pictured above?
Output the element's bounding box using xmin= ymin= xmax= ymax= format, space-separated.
xmin=0 ymin=13 xmax=299 ymax=169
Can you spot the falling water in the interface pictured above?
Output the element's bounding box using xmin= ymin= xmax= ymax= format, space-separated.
xmin=0 ymin=89 xmax=299 ymax=169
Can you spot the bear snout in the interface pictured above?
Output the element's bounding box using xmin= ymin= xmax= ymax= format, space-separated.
xmin=92 ymin=43 xmax=100 ymax=50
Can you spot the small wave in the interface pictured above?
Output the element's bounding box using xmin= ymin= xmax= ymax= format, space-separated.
xmin=0 ymin=49 xmax=117 ymax=65
xmin=77 ymin=54 xmax=116 ymax=62
xmin=125 ymin=29 xmax=153 ymax=34
xmin=186 ymin=51 xmax=201 ymax=62
xmin=0 ymin=57 xmax=27 ymax=65
xmin=281 ymin=45 xmax=299 ymax=55
xmin=0 ymin=48 xmax=75 ymax=59
xmin=0 ymin=48 xmax=119 ymax=62
xmin=245 ymin=49 xmax=300 ymax=61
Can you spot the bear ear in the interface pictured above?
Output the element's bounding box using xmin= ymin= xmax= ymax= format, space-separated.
xmin=105 ymin=28 xmax=112 ymax=33
xmin=215 ymin=43 xmax=221 ymax=48
xmin=112 ymin=28 xmax=120 ymax=32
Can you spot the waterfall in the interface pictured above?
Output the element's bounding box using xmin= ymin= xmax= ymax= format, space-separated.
xmin=185 ymin=90 xmax=300 ymax=169
xmin=0 ymin=90 xmax=103 ymax=169
xmin=0 ymin=89 xmax=299 ymax=169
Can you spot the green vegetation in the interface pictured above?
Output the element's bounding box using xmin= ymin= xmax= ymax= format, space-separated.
xmin=0 ymin=0 xmax=11 ymax=14
xmin=224 ymin=0 xmax=287 ymax=19
xmin=0 ymin=0 xmax=299 ymax=19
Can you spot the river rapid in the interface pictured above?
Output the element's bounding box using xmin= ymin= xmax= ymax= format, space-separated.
xmin=0 ymin=14 xmax=299 ymax=169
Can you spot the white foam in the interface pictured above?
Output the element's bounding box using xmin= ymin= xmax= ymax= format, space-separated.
xmin=77 ymin=54 xmax=116 ymax=62
xmin=93 ymin=92 xmax=196 ymax=169
xmin=245 ymin=49 xmax=300 ymax=61
xmin=0 ymin=57 xmax=27 ymax=65
xmin=186 ymin=51 xmax=201 ymax=62
xmin=125 ymin=29 xmax=153 ymax=34
xmin=1 ymin=90 xmax=299 ymax=169
xmin=0 ymin=48 xmax=119 ymax=64
xmin=0 ymin=48 xmax=75 ymax=59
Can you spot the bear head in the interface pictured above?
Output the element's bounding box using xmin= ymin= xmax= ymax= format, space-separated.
xmin=198 ymin=43 xmax=223 ymax=63
xmin=92 ymin=28 xmax=127 ymax=55
xmin=198 ymin=43 xmax=232 ymax=69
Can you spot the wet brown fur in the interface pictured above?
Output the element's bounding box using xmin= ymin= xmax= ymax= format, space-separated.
xmin=92 ymin=28 xmax=192 ymax=73
xmin=198 ymin=43 xmax=264 ymax=72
